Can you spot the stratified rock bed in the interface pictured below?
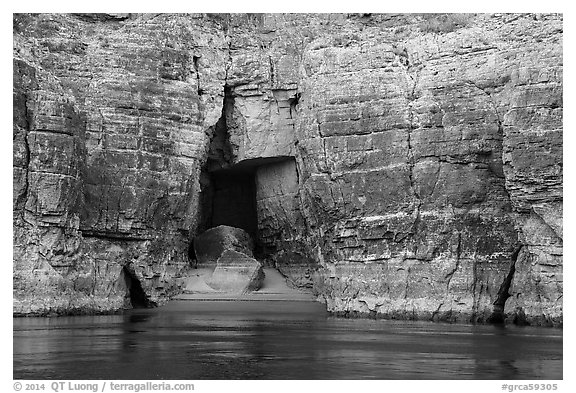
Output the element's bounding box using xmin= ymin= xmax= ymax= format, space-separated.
xmin=13 ymin=13 xmax=562 ymax=325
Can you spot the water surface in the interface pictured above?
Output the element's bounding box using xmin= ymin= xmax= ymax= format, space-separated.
xmin=13 ymin=301 xmax=562 ymax=379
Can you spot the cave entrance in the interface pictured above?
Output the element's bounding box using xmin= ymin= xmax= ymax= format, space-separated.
xmin=198 ymin=156 xmax=298 ymax=259
xmin=204 ymin=166 xmax=258 ymax=239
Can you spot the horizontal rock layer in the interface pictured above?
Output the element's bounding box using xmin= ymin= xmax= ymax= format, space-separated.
xmin=13 ymin=13 xmax=562 ymax=325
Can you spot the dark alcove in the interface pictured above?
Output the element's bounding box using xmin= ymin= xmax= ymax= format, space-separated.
xmin=206 ymin=168 xmax=258 ymax=238
xmin=123 ymin=266 xmax=153 ymax=308
xmin=197 ymin=156 xmax=297 ymax=257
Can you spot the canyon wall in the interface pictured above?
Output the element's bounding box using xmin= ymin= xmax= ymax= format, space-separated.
xmin=13 ymin=13 xmax=562 ymax=325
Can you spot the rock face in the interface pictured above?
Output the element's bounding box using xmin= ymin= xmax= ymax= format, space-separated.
xmin=13 ymin=13 xmax=562 ymax=325
xmin=13 ymin=13 xmax=228 ymax=315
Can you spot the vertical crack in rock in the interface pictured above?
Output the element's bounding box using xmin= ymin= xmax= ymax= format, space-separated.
xmin=268 ymin=54 xmax=275 ymax=85
xmin=224 ymin=24 xmax=233 ymax=83
xmin=20 ymin=135 xmax=31 ymax=211
xmin=197 ymin=86 xmax=236 ymax=236
xmin=488 ymin=245 xmax=523 ymax=323
xmin=406 ymin=71 xmax=418 ymax=197
xmin=115 ymin=177 xmax=128 ymax=232
xmin=192 ymin=55 xmax=204 ymax=96
xmin=403 ymin=264 xmax=411 ymax=300
xmin=405 ymin=55 xmax=423 ymax=238
xmin=96 ymin=108 xmax=106 ymax=148
xmin=430 ymin=302 xmax=445 ymax=321
xmin=429 ymin=161 xmax=442 ymax=198
xmin=444 ymin=232 xmax=462 ymax=289
xmin=210 ymin=87 xmax=235 ymax=169
xmin=466 ymin=80 xmax=502 ymax=124
xmin=470 ymin=255 xmax=479 ymax=317
xmin=18 ymin=92 xmax=32 ymax=211
xmin=320 ymin=125 xmax=329 ymax=175
xmin=288 ymin=92 xmax=300 ymax=119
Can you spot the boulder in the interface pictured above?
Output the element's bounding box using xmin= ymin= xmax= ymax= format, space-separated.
xmin=206 ymin=250 xmax=264 ymax=294
xmin=193 ymin=225 xmax=254 ymax=266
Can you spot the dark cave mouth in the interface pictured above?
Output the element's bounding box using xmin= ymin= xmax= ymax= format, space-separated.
xmin=198 ymin=156 xmax=298 ymax=259
xmin=123 ymin=266 xmax=154 ymax=308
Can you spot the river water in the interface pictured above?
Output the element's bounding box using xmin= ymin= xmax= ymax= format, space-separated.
xmin=13 ymin=300 xmax=562 ymax=380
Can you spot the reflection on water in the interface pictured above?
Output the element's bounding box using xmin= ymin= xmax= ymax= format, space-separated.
xmin=13 ymin=301 xmax=562 ymax=380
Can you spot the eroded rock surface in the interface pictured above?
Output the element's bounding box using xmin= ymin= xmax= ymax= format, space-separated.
xmin=206 ymin=250 xmax=264 ymax=294
xmin=13 ymin=13 xmax=562 ymax=324
xmin=193 ymin=225 xmax=254 ymax=266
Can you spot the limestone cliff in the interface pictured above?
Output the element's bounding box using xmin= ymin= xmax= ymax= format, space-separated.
xmin=13 ymin=13 xmax=562 ymax=325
